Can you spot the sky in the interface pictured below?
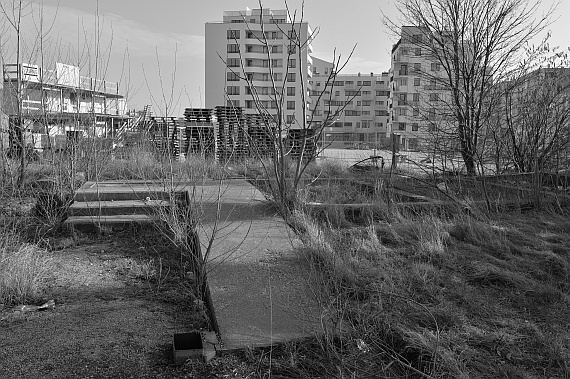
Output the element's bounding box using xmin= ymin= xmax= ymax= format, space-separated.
xmin=4 ymin=0 xmax=567 ymax=115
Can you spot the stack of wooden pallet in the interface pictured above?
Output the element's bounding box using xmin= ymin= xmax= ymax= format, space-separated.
xmin=184 ymin=108 xmax=215 ymax=157
xmin=243 ymin=113 xmax=275 ymax=158
xmin=149 ymin=116 xmax=185 ymax=158
xmin=214 ymin=106 xmax=247 ymax=161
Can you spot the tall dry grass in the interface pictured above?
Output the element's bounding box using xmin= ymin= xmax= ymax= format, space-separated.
xmin=0 ymin=230 xmax=54 ymax=305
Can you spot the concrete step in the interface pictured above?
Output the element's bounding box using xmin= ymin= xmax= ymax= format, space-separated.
xmin=68 ymin=200 xmax=171 ymax=217
xmin=74 ymin=188 xmax=172 ymax=202
xmin=65 ymin=214 xmax=161 ymax=226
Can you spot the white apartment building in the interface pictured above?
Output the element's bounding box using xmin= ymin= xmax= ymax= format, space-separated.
xmin=205 ymin=8 xmax=314 ymax=126
xmin=310 ymin=57 xmax=391 ymax=149
xmin=389 ymin=26 xmax=449 ymax=151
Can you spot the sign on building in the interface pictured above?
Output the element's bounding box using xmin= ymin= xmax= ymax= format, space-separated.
xmin=56 ymin=62 xmax=80 ymax=87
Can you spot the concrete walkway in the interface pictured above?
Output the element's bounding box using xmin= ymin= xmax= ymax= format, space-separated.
xmin=192 ymin=180 xmax=322 ymax=351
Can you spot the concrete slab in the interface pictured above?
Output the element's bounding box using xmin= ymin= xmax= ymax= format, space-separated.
xmin=192 ymin=180 xmax=322 ymax=351
xmin=65 ymin=214 xmax=159 ymax=225
xmin=68 ymin=200 xmax=170 ymax=216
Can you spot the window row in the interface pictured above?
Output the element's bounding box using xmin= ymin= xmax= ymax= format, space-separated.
xmin=227 ymin=72 xmax=295 ymax=82
xmin=227 ymin=44 xmax=294 ymax=54
xmin=397 ymin=122 xmax=420 ymax=131
xmin=226 ymin=86 xmax=297 ymax=96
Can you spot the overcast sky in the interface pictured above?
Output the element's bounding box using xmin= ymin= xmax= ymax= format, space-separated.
xmin=4 ymin=0 xmax=566 ymax=115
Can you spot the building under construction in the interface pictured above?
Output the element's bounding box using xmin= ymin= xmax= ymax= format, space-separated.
xmin=1 ymin=62 xmax=131 ymax=154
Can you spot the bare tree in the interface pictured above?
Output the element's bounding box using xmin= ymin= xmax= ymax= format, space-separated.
xmin=384 ymin=0 xmax=556 ymax=175
xmin=497 ymin=41 xmax=570 ymax=173
xmin=223 ymin=2 xmax=355 ymax=218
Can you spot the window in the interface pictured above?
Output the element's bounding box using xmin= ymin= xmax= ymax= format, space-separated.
xmin=375 ymin=101 xmax=384 ymax=106
xmin=399 ymin=64 xmax=408 ymax=76
xmin=401 ymin=48 xmax=409 ymax=56
xmin=362 ymin=100 xmax=371 ymax=106
xmin=345 ymin=110 xmax=360 ymax=116
xmin=363 ymin=91 xmax=371 ymax=96
xmin=346 ymin=91 xmax=361 ymax=96
xmin=227 ymin=72 xmax=239 ymax=81
xmin=334 ymin=81 xmax=344 ymax=86
xmin=414 ymin=78 xmax=420 ymax=86
xmin=357 ymin=101 xmax=361 ymax=106
xmin=363 ymin=81 xmax=371 ymax=86
xmin=286 ymin=114 xmax=295 ymax=124
xmin=227 ymin=58 xmax=240 ymax=67
xmin=428 ymin=108 xmax=436 ymax=120
xmin=287 ymin=45 xmax=296 ymax=54
xmin=398 ymin=108 xmax=407 ymax=116
xmin=335 ymin=91 xmax=340 ymax=96
xmin=375 ymin=110 xmax=389 ymax=116
xmin=345 ymin=80 xmax=353 ymax=85
xmin=287 ymin=29 xmax=298 ymax=40
xmin=231 ymin=19 xmax=244 ymax=23
xmin=413 ymin=108 xmax=419 ymax=116
xmin=413 ymin=93 xmax=420 ymax=102
xmin=356 ymin=122 xmax=361 ymax=128
xmin=413 ymin=63 xmax=421 ymax=73
xmin=344 ymin=122 xmax=352 ymax=127
xmin=362 ymin=121 xmax=371 ymax=128
xmin=412 ymin=123 xmax=419 ymax=131
xmin=287 ymin=87 xmax=295 ymax=96
xmin=414 ymin=48 xmax=421 ymax=56
xmin=375 ymin=122 xmax=384 ymax=127
xmin=357 ymin=81 xmax=362 ymax=86
xmin=362 ymin=110 xmax=370 ymax=116
xmin=287 ymin=101 xmax=295 ymax=110
xmin=431 ymin=62 xmax=441 ymax=71
xmin=430 ymin=93 xmax=439 ymax=101
xmin=398 ymin=123 xmax=406 ymax=131
xmin=245 ymin=100 xmax=254 ymax=108
xmin=288 ymin=59 xmax=296 ymax=68
xmin=226 ymin=99 xmax=240 ymax=107
xmin=316 ymin=81 xmax=321 ymax=87
xmin=287 ymin=73 xmax=296 ymax=82
xmin=227 ymin=30 xmax=240 ymax=39
xmin=227 ymin=44 xmax=240 ymax=53
xmin=226 ymin=86 xmax=240 ymax=95
xmin=246 ymin=31 xmax=255 ymax=39
xmin=412 ymin=34 xmax=423 ymax=43
xmin=400 ymin=78 xmax=408 ymax=86
xmin=376 ymin=90 xmax=389 ymax=96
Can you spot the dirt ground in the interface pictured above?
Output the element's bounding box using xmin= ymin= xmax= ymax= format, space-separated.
xmin=0 ymin=231 xmax=215 ymax=379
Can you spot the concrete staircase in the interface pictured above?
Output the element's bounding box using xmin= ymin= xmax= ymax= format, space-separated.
xmin=65 ymin=181 xmax=177 ymax=228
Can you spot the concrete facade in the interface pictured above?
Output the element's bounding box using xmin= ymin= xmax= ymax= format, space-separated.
xmin=205 ymin=8 xmax=314 ymax=128
xmin=310 ymin=57 xmax=391 ymax=149
xmin=389 ymin=26 xmax=450 ymax=151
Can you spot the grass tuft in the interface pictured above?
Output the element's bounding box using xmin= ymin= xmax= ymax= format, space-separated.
xmin=0 ymin=234 xmax=54 ymax=305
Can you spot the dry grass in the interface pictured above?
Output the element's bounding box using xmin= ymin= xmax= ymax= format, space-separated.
xmin=292 ymin=206 xmax=570 ymax=378
xmin=0 ymin=232 xmax=54 ymax=305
